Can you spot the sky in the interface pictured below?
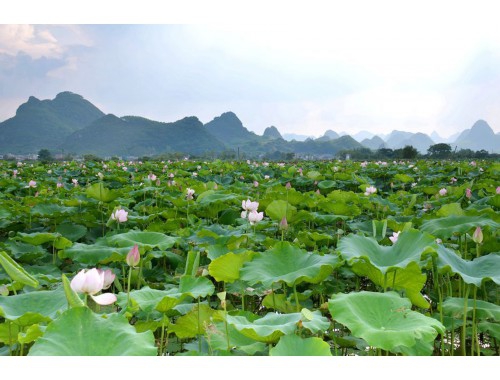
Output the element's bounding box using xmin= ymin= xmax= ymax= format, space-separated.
xmin=1 ymin=1 xmax=500 ymax=139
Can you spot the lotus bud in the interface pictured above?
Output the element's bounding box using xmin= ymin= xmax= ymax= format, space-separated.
xmin=465 ymin=188 xmax=472 ymax=199
xmin=126 ymin=244 xmax=140 ymax=267
xmin=472 ymin=227 xmax=483 ymax=244
xmin=279 ymin=216 xmax=288 ymax=230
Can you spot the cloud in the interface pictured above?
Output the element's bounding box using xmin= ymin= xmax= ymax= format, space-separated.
xmin=0 ymin=25 xmax=62 ymax=59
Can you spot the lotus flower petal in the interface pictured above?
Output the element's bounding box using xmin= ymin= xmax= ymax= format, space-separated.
xmin=90 ymin=293 xmax=117 ymax=305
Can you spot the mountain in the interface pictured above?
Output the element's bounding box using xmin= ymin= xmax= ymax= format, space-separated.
xmin=399 ymin=133 xmax=435 ymax=153
xmin=361 ymin=135 xmax=386 ymax=150
xmin=282 ymin=133 xmax=315 ymax=141
xmin=63 ymin=114 xmax=225 ymax=157
xmin=204 ymin=112 xmax=260 ymax=146
xmin=262 ymin=126 xmax=283 ymax=140
xmin=453 ymin=120 xmax=500 ymax=153
xmin=352 ymin=130 xmax=375 ymax=142
xmin=322 ymin=130 xmax=340 ymax=140
xmin=384 ymin=130 xmax=415 ymax=149
xmin=0 ymin=92 xmax=104 ymax=154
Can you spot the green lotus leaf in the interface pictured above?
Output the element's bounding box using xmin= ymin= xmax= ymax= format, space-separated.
xmin=262 ymin=293 xmax=295 ymax=313
xmin=208 ymin=251 xmax=254 ymax=283
xmin=28 ymin=307 xmax=157 ymax=355
xmin=436 ymin=203 xmax=465 ymax=217
xmin=300 ymin=310 xmax=331 ymax=334
xmin=196 ymin=191 xmax=238 ymax=205
xmin=328 ymin=291 xmax=444 ymax=352
xmin=18 ymin=324 xmax=44 ymax=344
xmin=351 ymin=261 xmax=429 ymax=308
xmin=170 ymin=303 xmax=218 ymax=339
xmin=0 ymin=287 xmax=67 ymax=326
xmin=270 ymin=334 xmax=332 ymax=356
xmin=317 ymin=180 xmax=336 ymax=191
xmin=440 ymin=297 xmax=500 ymax=321
xmin=240 ymin=241 xmax=342 ymax=288
xmin=55 ymin=223 xmax=87 ymax=242
xmin=119 ymin=286 xmax=181 ymax=314
xmin=436 ymin=245 xmax=500 ymax=286
xmin=226 ymin=312 xmax=301 ymax=343
xmin=338 ymin=230 xmax=437 ymax=274
xmin=15 ymin=232 xmax=61 ymax=246
xmin=0 ymin=250 xmax=39 ymax=289
xmin=178 ymin=275 xmax=215 ymax=299
xmin=107 ymin=231 xmax=179 ymax=250
xmin=0 ymin=322 xmax=20 ymax=344
xmin=207 ymin=322 xmax=267 ymax=355
xmin=420 ymin=215 xmax=500 ymax=240
xmin=86 ymin=182 xmax=120 ymax=202
xmin=265 ymin=200 xmax=297 ymax=221
xmin=478 ymin=321 xmax=500 ymax=340
xmin=59 ymin=242 xmax=131 ymax=265
xmin=31 ymin=204 xmax=77 ymax=216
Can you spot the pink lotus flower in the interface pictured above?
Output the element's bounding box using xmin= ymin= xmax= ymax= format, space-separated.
xmin=72 ymin=178 xmax=78 ymax=186
xmin=241 ymin=199 xmax=259 ymax=218
xmin=248 ymin=210 xmax=264 ymax=225
xmin=148 ymin=173 xmax=157 ymax=181
xmin=28 ymin=180 xmax=36 ymax=188
xmin=57 ymin=182 xmax=63 ymax=188
xmin=389 ymin=231 xmax=400 ymax=244
xmin=253 ymin=181 xmax=259 ymax=187
xmin=70 ymin=268 xmax=117 ymax=305
xmin=364 ymin=186 xmax=377 ymax=196
xmin=126 ymin=244 xmax=140 ymax=267
xmin=111 ymin=208 xmax=128 ymax=223
xmin=466 ymin=188 xmax=472 ymax=199
xmin=186 ymin=188 xmax=195 ymax=200
xmin=285 ymin=182 xmax=292 ymax=190
xmin=497 ymin=186 xmax=500 ymax=194
xmin=279 ymin=216 xmax=288 ymax=230
xmin=97 ymin=268 xmax=116 ymax=289
xmin=439 ymin=188 xmax=447 ymax=196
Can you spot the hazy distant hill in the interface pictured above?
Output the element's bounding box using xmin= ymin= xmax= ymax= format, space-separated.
xmin=0 ymin=92 xmax=104 ymax=154
xmin=204 ymin=112 xmax=261 ymax=146
xmin=282 ymin=133 xmax=315 ymax=141
xmin=361 ymin=135 xmax=386 ymax=150
xmin=262 ymin=126 xmax=283 ymax=140
xmin=63 ymin=114 xmax=226 ymax=157
xmin=453 ymin=119 xmax=500 ymax=153
xmin=1 ymin=92 xmax=498 ymax=157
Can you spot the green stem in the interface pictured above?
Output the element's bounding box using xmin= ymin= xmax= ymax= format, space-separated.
xmin=471 ymin=286 xmax=479 ymax=356
xmin=293 ymin=283 xmax=300 ymax=312
xmin=461 ymin=284 xmax=470 ymax=356
xmin=127 ymin=267 xmax=133 ymax=309
xmin=159 ymin=315 xmax=167 ymax=356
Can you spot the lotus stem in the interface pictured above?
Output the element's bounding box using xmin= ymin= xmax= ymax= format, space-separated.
xmin=293 ymin=283 xmax=300 ymax=312
xmin=461 ymin=284 xmax=470 ymax=356
xmin=126 ymin=267 xmax=132 ymax=309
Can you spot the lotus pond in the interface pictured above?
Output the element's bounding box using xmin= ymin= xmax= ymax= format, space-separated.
xmin=0 ymin=158 xmax=499 ymax=356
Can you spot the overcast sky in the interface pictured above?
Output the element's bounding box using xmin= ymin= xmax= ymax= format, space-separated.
xmin=1 ymin=1 xmax=500 ymax=138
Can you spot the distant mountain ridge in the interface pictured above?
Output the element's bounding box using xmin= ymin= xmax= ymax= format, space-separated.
xmin=0 ymin=92 xmax=498 ymax=157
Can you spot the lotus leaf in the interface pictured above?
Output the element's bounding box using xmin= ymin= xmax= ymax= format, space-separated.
xmin=226 ymin=312 xmax=301 ymax=343
xmin=60 ymin=243 xmax=131 ymax=265
xmin=28 ymin=307 xmax=157 ymax=355
xmin=240 ymin=241 xmax=342 ymax=288
xmin=0 ymin=250 xmax=39 ymax=288
xmin=208 ymin=251 xmax=254 ymax=283
xmin=270 ymin=334 xmax=332 ymax=356
xmin=420 ymin=215 xmax=500 ymax=239
xmin=265 ymin=200 xmax=297 ymax=221
xmin=440 ymin=297 xmax=500 ymax=320
xmin=86 ymin=182 xmax=120 ymax=202
xmin=107 ymin=230 xmax=179 ymax=250
xmin=337 ymin=230 xmax=437 ymax=274
xmin=0 ymin=287 xmax=67 ymax=326
xmin=328 ymin=291 xmax=444 ymax=352
xmin=436 ymin=245 xmax=500 ymax=286
xmin=170 ymin=303 xmax=219 ymax=339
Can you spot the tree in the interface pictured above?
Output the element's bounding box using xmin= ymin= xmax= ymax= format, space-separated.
xmin=427 ymin=143 xmax=452 ymax=158
xmin=37 ymin=149 xmax=53 ymax=163
xmin=401 ymin=145 xmax=418 ymax=159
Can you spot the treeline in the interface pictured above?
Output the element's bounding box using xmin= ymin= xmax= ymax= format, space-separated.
xmin=338 ymin=143 xmax=500 ymax=160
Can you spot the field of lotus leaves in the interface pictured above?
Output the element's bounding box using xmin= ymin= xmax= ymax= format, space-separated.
xmin=0 ymin=157 xmax=499 ymax=356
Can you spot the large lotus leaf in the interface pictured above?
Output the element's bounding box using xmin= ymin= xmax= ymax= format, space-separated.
xmin=0 ymin=250 xmax=39 ymax=288
xmin=28 ymin=307 xmax=157 ymax=356
xmin=178 ymin=275 xmax=215 ymax=299
xmin=300 ymin=310 xmax=331 ymax=334
xmin=262 ymin=293 xmax=296 ymax=313
xmin=31 ymin=204 xmax=77 ymax=216
xmin=226 ymin=312 xmax=301 ymax=343
xmin=208 ymin=251 xmax=254 ymax=283
xmin=118 ymin=286 xmax=181 ymax=314
xmin=436 ymin=245 xmax=500 ymax=286
xmin=328 ymin=291 xmax=444 ymax=352
xmin=207 ymin=321 xmax=267 ymax=355
xmin=440 ymin=297 xmax=500 ymax=321
xmin=436 ymin=203 xmax=465 ymax=217
xmin=270 ymin=334 xmax=332 ymax=356
xmin=265 ymin=200 xmax=297 ymax=221
xmin=0 ymin=288 xmax=67 ymax=326
xmin=478 ymin=321 xmax=500 ymax=340
xmin=337 ymin=230 xmax=437 ymax=274
xmin=55 ymin=223 xmax=87 ymax=242
xmin=196 ymin=191 xmax=238 ymax=206
xmin=86 ymin=182 xmax=120 ymax=202
xmin=170 ymin=303 xmax=219 ymax=339
xmin=3 ymin=241 xmax=46 ymax=262
xmin=60 ymin=243 xmax=131 ymax=265
xmin=15 ymin=232 xmax=61 ymax=246
xmin=420 ymin=215 xmax=500 ymax=239
xmin=240 ymin=242 xmax=342 ymax=288
xmin=351 ymin=261 xmax=429 ymax=308
xmin=107 ymin=231 xmax=179 ymax=250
